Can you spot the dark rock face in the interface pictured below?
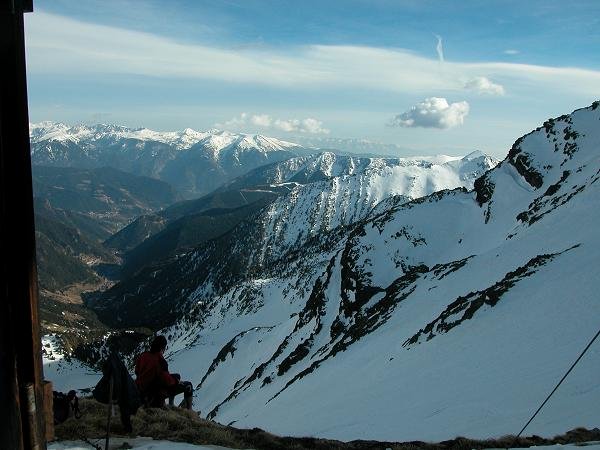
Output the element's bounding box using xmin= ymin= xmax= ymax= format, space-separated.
xmin=402 ymin=246 xmax=578 ymax=348
xmin=508 ymin=145 xmax=544 ymax=189
xmin=473 ymin=173 xmax=495 ymax=206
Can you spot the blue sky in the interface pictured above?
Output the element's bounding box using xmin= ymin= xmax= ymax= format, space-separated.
xmin=25 ymin=0 xmax=600 ymax=157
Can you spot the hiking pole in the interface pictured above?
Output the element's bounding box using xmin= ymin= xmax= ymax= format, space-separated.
xmin=517 ymin=327 xmax=600 ymax=437
xmin=105 ymin=374 xmax=114 ymax=450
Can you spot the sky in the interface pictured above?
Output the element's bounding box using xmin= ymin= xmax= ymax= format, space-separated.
xmin=24 ymin=0 xmax=600 ymax=158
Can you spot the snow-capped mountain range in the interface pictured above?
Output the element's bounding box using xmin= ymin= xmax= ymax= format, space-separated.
xmin=30 ymin=122 xmax=306 ymax=198
xmin=95 ymin=103 xmax=599 ymax=441
xmin=30 ymin=122 xmax=301 ymax=154
xmin=42 ymin=103 xmax=600 ymax=443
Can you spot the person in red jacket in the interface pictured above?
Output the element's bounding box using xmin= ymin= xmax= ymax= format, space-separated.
xmin=134 ymin=335 xmax=193 ymax=409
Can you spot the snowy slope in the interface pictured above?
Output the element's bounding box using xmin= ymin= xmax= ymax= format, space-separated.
xmin=249 ymin=150 xmax=496 ymax=264
xmin=42 ymin=335 xmax=100 ymax=393
xmin=30 ymin=123 xmax=304 ymax=198
xmin=147 ymin=103 xmax=600 ymax=441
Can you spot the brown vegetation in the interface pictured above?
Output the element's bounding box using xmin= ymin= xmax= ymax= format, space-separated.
xmin=53 ymin=398 xmax=600 ymax=450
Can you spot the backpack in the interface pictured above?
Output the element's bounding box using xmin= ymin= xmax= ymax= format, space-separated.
xmin=92 ymin=351 xmax=141 ymax=433
xmin=53 ymin=390 xmax=80 ymax=425
xmin=93 ymin=351 xmax=141 ymax=413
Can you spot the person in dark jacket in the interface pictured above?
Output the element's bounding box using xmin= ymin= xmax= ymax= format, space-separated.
xmin=134 ymin=335 xmax=194 ymax=409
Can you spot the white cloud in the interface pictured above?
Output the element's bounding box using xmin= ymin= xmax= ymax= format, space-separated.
xmin=216 ymin=114 xmax=329 ymax=134
xmin=274 ymin=118 xmax=329 ymax=134
xmin=504 ymin=49 xmax=520 ymax=55
xmin=250 ymin=114 xmax=272 ymax=127
xmin=464 ymin=76 xmax=505 ymax=95
xmin=24 ymin=12 xmax=600 ymax=98
xmin=389 ymin=97 xmax=470 ymax=129
xmin=298 ymin=118 xmax=329 ymax=134
xmin=216 ymin=113 xmax=248 ymax=129
xmin=273 ymin=119 xmax=297 ymax=132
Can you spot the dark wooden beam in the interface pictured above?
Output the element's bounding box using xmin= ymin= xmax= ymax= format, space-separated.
xmin=0 ymin=0 xmax=46 ymax=448
xmin=0 ymin=0 xmax=33 ymax=13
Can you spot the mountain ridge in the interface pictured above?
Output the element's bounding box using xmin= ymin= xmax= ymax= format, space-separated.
xmin=89 ymin=150 xmax=496 ymax=329
xmin=106 ymin=151 xmax=496 ymax=278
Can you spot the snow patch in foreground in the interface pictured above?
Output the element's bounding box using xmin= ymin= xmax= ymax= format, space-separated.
xmin=507 ymin=445 xmax=600 ymax=450
xmin=42 ymin=334 xmax=101 ymax=393
xmin=47 ymin=438 xmax=600 ymax=450
xmin=48 ymin=436 xmax=241 ymax=450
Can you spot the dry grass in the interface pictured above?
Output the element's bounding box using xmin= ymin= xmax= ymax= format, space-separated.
xmin=54 ymin=398 xmax=600 ymax=450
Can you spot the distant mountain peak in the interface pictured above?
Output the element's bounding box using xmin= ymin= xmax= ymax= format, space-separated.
xmin=29 ymin=122 xmax=310 ymax=198
xmin=462 ymin=149 xmax=486 ymax=160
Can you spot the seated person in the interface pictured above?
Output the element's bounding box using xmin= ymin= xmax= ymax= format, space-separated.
xmin=134 ymin=335 xmax=193 ymax=409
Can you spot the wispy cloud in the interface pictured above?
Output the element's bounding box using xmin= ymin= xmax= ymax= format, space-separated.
xmin=503 ymin=49 xmax=520 ymax=55
xmin=464 ymin=76 xmax=505 ymax=96
xmin=434 ymin=34 xmax=444 ymax=63
xmin=388 ymin=98 xmax=469 ymax=129
xmin=25 ymin=12 xmax=600 ymax=97
xmin=216 ymin=113 xmax=329 ymax=134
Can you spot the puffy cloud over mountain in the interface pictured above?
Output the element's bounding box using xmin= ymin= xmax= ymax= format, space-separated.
xmin=388 ymin=97 xmax=470 ymax=129
xmin=217 ymin=113 xmax=329 ymax=134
